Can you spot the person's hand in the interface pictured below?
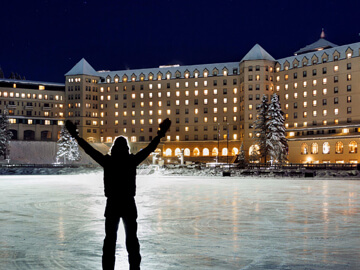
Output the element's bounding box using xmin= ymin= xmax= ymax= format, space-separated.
xmin=157 ymin=118 xmax=171 ymax=138
xmin=65 ymin=120 xmax=78 ymax=138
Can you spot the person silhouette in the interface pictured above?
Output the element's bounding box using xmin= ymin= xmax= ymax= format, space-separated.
xmin=65 ymin=118 xmax=171 ymax=270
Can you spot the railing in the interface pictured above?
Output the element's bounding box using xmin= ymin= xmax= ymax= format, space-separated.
xmin=0 ymin=164 xmax=98 ymax=168
xmin=245 ymin=163 xmax=358 ymax=170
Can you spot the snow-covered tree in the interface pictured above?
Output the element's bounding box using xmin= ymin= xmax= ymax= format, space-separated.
xmin=0 ymin=108 xmax=13 ymax=159
xmin=238 ymin=142 xmax=246 ymax=166
xmin=253 ymin=94 xmax=269 ymax=163
xmin=9 ymin=72 xmax=15 ymax=79
xmin=56 ymin=126 xmax=81 ymax=164
xmin=266 ymin=93 xmax=288 ymax=163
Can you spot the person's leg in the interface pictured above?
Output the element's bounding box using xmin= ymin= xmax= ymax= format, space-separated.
xmin=102 ymin=216 xmax=120 ymax=270
xmin=122 ymin=200 xmax=141 ymax=270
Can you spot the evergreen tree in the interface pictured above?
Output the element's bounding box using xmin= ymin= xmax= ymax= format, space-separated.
xmin=56 ymin=126 xmax=81 ymax=164
xmin=0 ymin=67 xmax=4 ymax=79
xmin=266 ymin=93 xmax=288 ymax=163
xmin=9 ymin=72 xmax=15 ymax=79
xmin=253 ymin=94 xmax=269 ymax=163
xmin=238 ymin=142 xmax=246 ymax=166
xmin=15 ymin=73 xmax=21 ymax=80
xmin=0 ymin=107 xmax=13 ymax=159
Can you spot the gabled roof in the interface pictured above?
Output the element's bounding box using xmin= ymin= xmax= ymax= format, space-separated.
xmin=241 ymin=44 xmax=275 ymax=62
xmin=65 ymin=58 xmax=99 ymax=77
xmin=294 ymin=38 xmax=338 ymax=55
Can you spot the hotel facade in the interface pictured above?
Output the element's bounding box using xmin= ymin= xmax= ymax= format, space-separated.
xmin=1 ymin=33 xmax=360 ymax=164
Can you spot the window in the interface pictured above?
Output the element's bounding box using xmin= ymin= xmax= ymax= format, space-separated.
xmin=301 ymin=143 xmax=308 ymax=155
xmin=335 ymin=141 xmax=343 ymax=154
xmin=347 ymin=107 xmax=352 ymax=114
xmin=349 ymin=141 xmax=357 ymax=153
xmin=347 ymin=96 xmax=352 ymax=103
xmin=311 ymin=143 xmax=318 ymax=154
xmin=323 ymin=142 xmax=330 ymax=154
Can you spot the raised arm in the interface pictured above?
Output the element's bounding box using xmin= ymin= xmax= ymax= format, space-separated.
xmin=134 ymin=118 xmax=171 ymax=165
xmin=65 ymin=120 xmax=106 ymax=167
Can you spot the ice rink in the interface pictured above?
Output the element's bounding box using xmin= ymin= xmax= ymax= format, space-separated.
xmin=1 ymin=173 xmax=359 ymax=270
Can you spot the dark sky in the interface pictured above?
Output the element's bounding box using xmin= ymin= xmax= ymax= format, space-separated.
xmin=1 ymin=0 xmax=360 ymax=83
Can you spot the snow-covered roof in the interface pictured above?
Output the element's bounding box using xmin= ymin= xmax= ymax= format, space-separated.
xmin=241 ymin=44 xmax=275 ymax=62
xmin=97 ymin=62 xmax=240 ymax=82
xmin=65 ymin=58 xmax=99 ymax=77
xmin=276 ymin=41 xmax=360 ymax=70
xmin=294 ymin=38 xmax=338 ymax=55
xmin=0 ymin=78 xmax=64 ymax=87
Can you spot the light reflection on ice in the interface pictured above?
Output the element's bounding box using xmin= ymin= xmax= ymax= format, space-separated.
xmin=0 ymin=174 xmax=359 ymax=269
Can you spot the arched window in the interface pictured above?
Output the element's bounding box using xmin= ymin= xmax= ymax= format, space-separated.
xmin=349 ymin=141 xmax=357 ymax=154
xmin=24 ymin=130 xmax=35 ymax=141
xmin=184 ymin=148 xmax=190 ymax=156
xmin=10 ymin=129 xmax=17 ymax=140
xmin=249 ymin=144 xmax=260 ymax=156
xmin=165 ymin=148 xmax=172 ymax=156
xmin=232 ymin=147 xmax=239 ymax=156
xmin=203 ymin=148 xmax=209 ymax=156
xmin=193 ymin=148 xmax=200 ymax=156
xmin=175 ymin=148 xmax=181 ymax=156
xmin=323 ymin=142 xmax=330 ymax=154
xmin=301 ymin=143 xmax=308 ymax=155
xmin=335 ymin=141 xmax=343 ymax=154
xmin=222 ymin=148 xmax=228 ymax=156
xmin=311 ymin=143 xmax=318 ymax=154
xmin=212 ymin=147 xmax=218 ymax=156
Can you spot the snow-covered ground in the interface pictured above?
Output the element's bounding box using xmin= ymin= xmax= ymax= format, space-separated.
xmin=0 ymin=174 xmax=359 ymax=269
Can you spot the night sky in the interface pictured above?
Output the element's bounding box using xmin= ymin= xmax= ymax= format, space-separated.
xmin=1 ymin=0 xmax=360 ymax=83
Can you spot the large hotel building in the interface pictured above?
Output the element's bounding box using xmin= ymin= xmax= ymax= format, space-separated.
xmin=1 ymin=32 xmax=360 ymax=164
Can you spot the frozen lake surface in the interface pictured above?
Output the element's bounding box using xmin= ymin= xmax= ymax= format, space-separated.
xmin=0 ymin=173 xmax=359 ymax=269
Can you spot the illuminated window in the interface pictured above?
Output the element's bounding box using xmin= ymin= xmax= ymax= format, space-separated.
xmin=204 ymin=89 xmax=208 ymax=95
xmin=203 ymin=148 xmax=209 ymax=156
xmin=323 ymin=142 xmax=330 ymax=154
xmin=349 ymin=141 xmax=357 ymax=153
xmin=294 ymin=93 xmax=298 ymax=99
xmin=214 ymin=108 xmax=218 ymax=113
xmin=335 ymin=141 xmax=343 ymax=154
xmin=294 ymin=82 xmax=298 ymax=89
xmin=313 ymin=90 xmax=317 ymax=96
xmin=301 ymin=143 xmax=308 ymax=155
xmin=194 ymin=90 xmax=198 ymax=96
xmin=311 ymin=143 xmax=318 ymax=154
xmin=313 ymin=110 xmax=317 ymax=117
xmin=204 ymin=81 xmax=208 ymax=86
xmin=184 ymin=148 xmax=191 ymax=156
xmin=176 ymin=91 xmax=180 ymax=97
xmin=222 ymin=148 xmax=228 ymax=156
xmin=213 ymin=89 xmax=218 ymax=95
xmin=312 ymin=80 xmax=317 ymax=86
xmin=303 ymin=81 xmax=307 ymax=87
xmin=303 ymin=101 xmax=307 ymax=108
